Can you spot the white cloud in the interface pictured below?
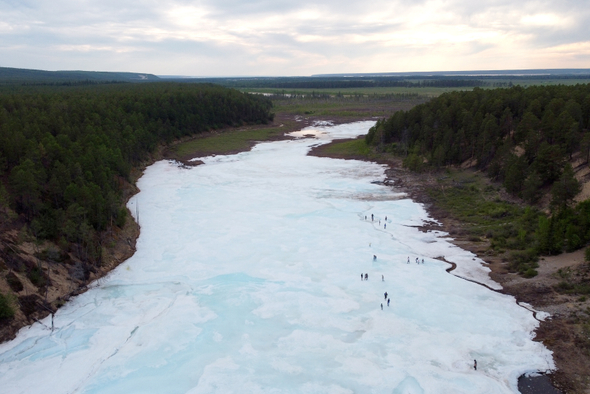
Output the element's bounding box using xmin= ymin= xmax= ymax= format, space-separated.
xmin=521 ymin=13 xmax=569 ymax=27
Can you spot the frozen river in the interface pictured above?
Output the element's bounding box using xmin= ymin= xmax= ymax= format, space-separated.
xmin=0 ymin=121 xmax=554 ymax=393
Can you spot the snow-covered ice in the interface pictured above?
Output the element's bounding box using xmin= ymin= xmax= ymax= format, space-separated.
xmin=0 ymin=121 xmax=554 ymax=393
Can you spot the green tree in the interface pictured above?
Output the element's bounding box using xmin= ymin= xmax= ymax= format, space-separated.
xmin=522 ymin=171 xmax=543 ymax=204
xmin=504 ymin=155 xmax=527 ymax=195
xmin=581 ymin=133 xmax=590 ymax=164
xmin=533 ymin=143 xmax=565 ymax=185
xmin=550 ymin=164 xmax=582 ymax=210
xmin=10 ymin=159 xmax=43 ymax=218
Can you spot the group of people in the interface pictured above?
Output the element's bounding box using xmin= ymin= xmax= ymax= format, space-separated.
xmin=364 ymin=213 xmax=393 ymax=311
xmin=380 ymin=291 xmax=391 ymax=310
xmin=365 ymin=214 xmax=388 ymax=230
xmin=407 ymin=256 xmax=424 ymax=264
xmin=364 ymin=212 xmax=479 ymax=372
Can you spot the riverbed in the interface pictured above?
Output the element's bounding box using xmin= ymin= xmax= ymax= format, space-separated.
xmin=0 ymin=121 xmax=554 ymax=393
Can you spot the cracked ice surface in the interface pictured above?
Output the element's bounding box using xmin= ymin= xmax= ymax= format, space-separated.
xmin=0 ymin=121 xmax=553 ymax=393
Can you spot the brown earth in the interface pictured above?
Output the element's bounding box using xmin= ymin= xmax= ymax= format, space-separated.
xmin=0 ymin=149 xmax=159 ymax=342
xmin=0 ymin=197 xmax=139 ymax=342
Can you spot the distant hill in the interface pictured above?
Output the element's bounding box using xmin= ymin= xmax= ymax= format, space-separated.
xmin=0 ymin=66 xmax=160 ymax=84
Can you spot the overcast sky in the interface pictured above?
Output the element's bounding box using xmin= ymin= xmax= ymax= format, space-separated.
xmin=1 ymin=0 xmax=589 ymax=76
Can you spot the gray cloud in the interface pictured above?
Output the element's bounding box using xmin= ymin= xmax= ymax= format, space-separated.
xmin=0 ymin=0 xmax=588 ymax=75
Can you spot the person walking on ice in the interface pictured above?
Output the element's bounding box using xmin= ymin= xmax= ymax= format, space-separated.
xmin=361 ymin=273 xmax=364 ymax=281
xmin=384 ymin=291 xmax=388 ymax=300
xmin=365 ymin=273 xmax=368 ymax=280
xmin=373 ymin=255 xmax=377 ymax=261
xmin=371 ymin=214 xmax=374 ymax=221
xmin=382 ymin=274 xmax=384 ymax=281
xmin=384 ymin=223 xmax=386 ymax=229
xmin=422 ymin=258 xmax=424 ymax=264
xmin=387 ymin=298 xmax=390 ymax=306
xmin=415 ymin=257 xmax=419 ymax=264
xmin=407 ymin=256 xmax=410 ymax=264
xmin=381 ymin=303 xmax=383 ymax=310
xmin=474 ymin=360 xmax=477 ymax=370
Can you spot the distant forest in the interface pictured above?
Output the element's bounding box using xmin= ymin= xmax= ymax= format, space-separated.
xmin=189 ymin=74 xmax=590 ymax=90
xmin=0 ymin=83 xmax=273 ymax=263
xmin=366 ymin=84 xmax=590 ymax=257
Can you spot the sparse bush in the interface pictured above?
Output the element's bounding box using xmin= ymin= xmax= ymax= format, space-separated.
xmin=403 ymin=153 xmax=423 ymax=172
xmin=508 ymin=249 xmax=539 ymax=275
xmin=0 ymin=292 xmax=15 ymax=319
xmin=116 ymin=207 xmax=128 ymax=228
xmin=523 ymin=268 xmax=538 ymax=278
xmin=27 ymin=266 xmax=46 ymax=288
xmin=558 ymin=281 xmax=575 ymax=291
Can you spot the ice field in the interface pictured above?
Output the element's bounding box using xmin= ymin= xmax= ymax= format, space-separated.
xmin=0 ymin=121 xmax=554 ymax=393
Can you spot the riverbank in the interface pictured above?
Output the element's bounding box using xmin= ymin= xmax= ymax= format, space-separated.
xmin=309 ymin=136 xmax=590 ymax=394
xmin=2 ymin=113 xmax=586 ymax=391
xmin=0 ymin=119 xmax=556 ymax=393
xmin=0 ymin=111 xmax=368 ymax=342
xmin=0 ymin=179 xmax=140 ymax=342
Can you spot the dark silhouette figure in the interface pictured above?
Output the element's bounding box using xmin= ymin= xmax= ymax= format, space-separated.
xmin=474 ymin=360 xmax=477 ymax=370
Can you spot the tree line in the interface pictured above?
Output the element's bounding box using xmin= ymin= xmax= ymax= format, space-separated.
xmin=0 ymin=82 xmax=273 ymax=264
xmin=366 ymin=84 xmax=590 ymax=259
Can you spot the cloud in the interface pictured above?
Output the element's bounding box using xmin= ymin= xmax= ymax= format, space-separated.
xmin=0 ymin=0 xmax=589 ymax=75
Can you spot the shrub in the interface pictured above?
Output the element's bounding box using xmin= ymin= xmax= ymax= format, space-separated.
xmin=508 ymin=249 xmax=539 ymax=275
xmin=0 ymin=293 xmax=15 ymax=319
xmin=523 ymin=268 xmax=538 ymax=278
xmin=557 ymin=281 xmax=575 ymax=291
xmin=27 ymin=266 xmax=46 ymax=288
